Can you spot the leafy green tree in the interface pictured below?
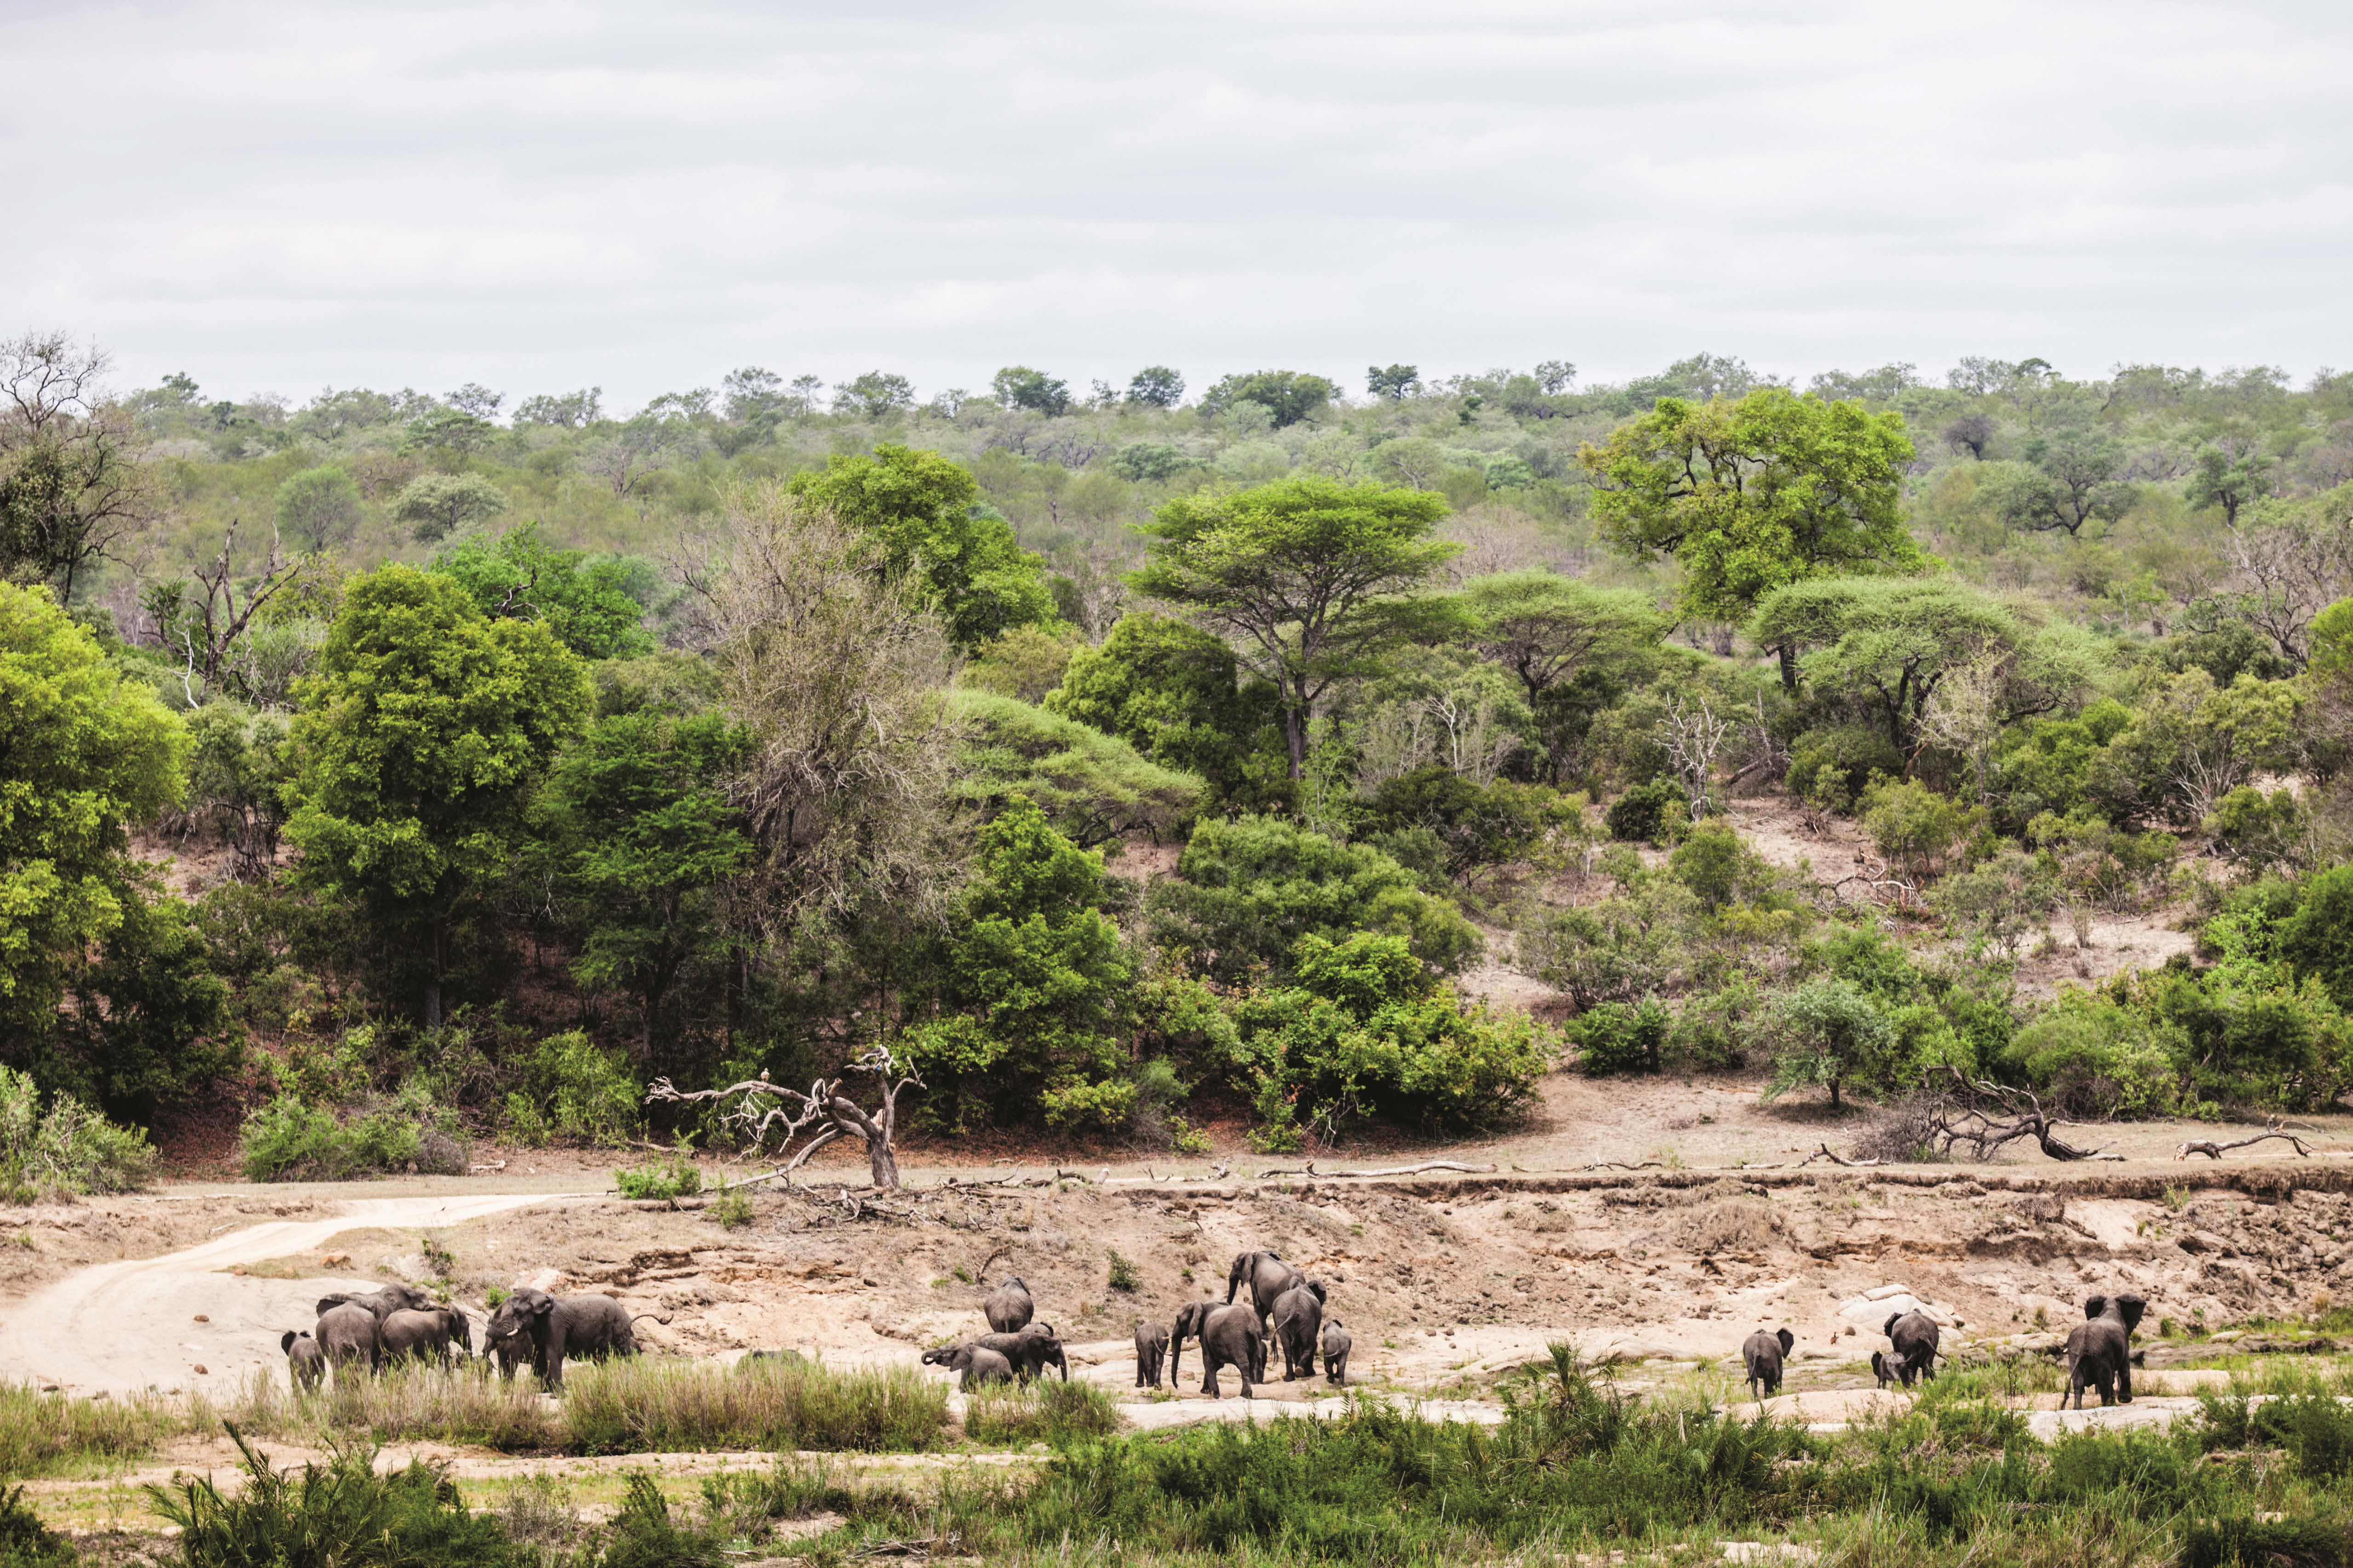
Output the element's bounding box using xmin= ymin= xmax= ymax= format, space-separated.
xmin=1108 ymin=442 xmax=1189 ymax=483
xmin=272 ymin=466 xmax=362 ymax=552
xmin=512 ymin=388 xmax=602 ymax=428
xmin=52 ymin=892 xmax=240 ymax=1122
xmin=959 ymin=625 xmax=1081 ymax=704
xmin=1986 ymin=423 xmax=2136 ymax=536
xmin=1754 ymin=979 xmax=1896 ymax=1108
xmin=1202 ymin=371 xmax=1336 ymax=428
xmin=991 ymin=366 xmax=1072 ymax=417
xmin=402 ymin=406 xmax=498 ymax=458
xmin=2186 ymin=445 xmax=2273 ymax=525
xmin=537 ymin=710 xmax=749 ymax=1054
xmin=1045 ymin=610 xmax=1288 ymax=810
xmin=1128 ymin=476 xmax=1461 ymax=774
xmin=285 ymin=566 xmax=590 ymax=1025
xmin=1356 ymin=766 xmax=1564 ymax=880
xmin=952 ymin=691 xmax=1204 ymax=846
xmin=0 ymin=333 xmax=154 ymax=599
xmin=1580 ymin=387 xmax=1923 ymax=688
xmin=392 ymin=473 xmax=510 ymax=543
xmin=784 ymin=443 xmax=1059 ymax=653
xmin=902 ymin=796 xmax=1132 ymax=1131
xmin=1146 ymin=814 xmax=1480 ymax=982
xmin=1366 ymin=364 xmax=1420 ymax=401
xmin=430 ymin=522 xmax=654 ymax=659
xmin=1125 ymin=366 xmax=1185 ymax=407
xmin=1749 ymin=576 xmax=2100 ymax=752
xmin=0 ymin=581 xmax=186 ymax=1042
xmin=831 ymin=372 xmax=914 ymax=417
xmin=1459 ymin=573 xmax=1667 ymax=775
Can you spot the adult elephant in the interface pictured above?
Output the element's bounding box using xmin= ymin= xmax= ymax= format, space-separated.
xmin=1168 ymin=1301 xmax=1217 ymax=1386
xmin=1195 ymin=1303 xmax=1265 ymax=1399
xmin=317 ymin=1284 xmax=433 ymax=1323
xmin=487 ymin=1289 xmax=666 ymax=1391
xmin=315 ymin=1301 xmax=383 ymax=1375
xmin=983 ymin=1277 xmax=1035 ymax=1334
xmin=484 ymin=1321 xmax=530 ymax=1380
xmin=972 ymin=1324 xmax=1067 ymax=1383
xmin=1884 ymin=1310 xmax=1940 ymax=1387
xmin=382 ymin=1307 xmax=472 ymax=1366
xmin=1225 ymin=1252 xmax=1304 ymax=1318
xmin=1269 ymin=1282 xmax=1326 ymax=1380
xmin=2062 ymin=1293 xmax=2146 ymax=1409
xmin=1742 ymin=1328 xmax=1793 ymax=1401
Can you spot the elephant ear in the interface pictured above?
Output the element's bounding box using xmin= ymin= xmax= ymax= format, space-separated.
xmin=316 ymin=1294 xmax=353 ymax=1317
xmin=1778 ymin=1328 xmax=1794 ymax=1354
xmin=2117 ymin=1295 xmax=2147 ymax=1333
xmin=2084 ymin=1295 xmax=2107 ymax=1321
xmin=530 ymin=1296 xmax=556 ymax=1319
xmin=1882 ymin=1313 xmax=1903 ymax=1341
xmin=281 ymin=1330 xmax=298 ymax=1353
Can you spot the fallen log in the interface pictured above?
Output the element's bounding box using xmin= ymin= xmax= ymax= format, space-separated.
xmin=1256 ymin=1160 xmax=1501 ymax=1179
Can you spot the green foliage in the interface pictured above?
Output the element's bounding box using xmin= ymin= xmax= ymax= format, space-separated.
xmin=430 ymin=522 xmax=655 ymax=659
xmin=1785 ymin=724 xmax=1903 ymax=814
xmin=0 ymin=582 xmax=185 ymax=1042
xmin=390 ymin=472 xmax=509 ymax=543
xmin=1200 ymin=370 xmax=1335 ymax=427
xmin=150 ymin=1426 xmax=527 ymax=1568
xmin=1356 ymin=766 xmax=1564 ymax=880
xmin=239 ymin=1081 xmax=465 ymax=1182
xmin=1604 ymin=778 xmax=1687 ymax=843
xmin=707 ymin=1190 xmax=753 ymax=1229
xmin=1108 ymin=441 xmax=1188 ymax=482
xmin=1571 ymin=997 xmax=1672 ymax=1077
xmin=600 ymin=1471 xmax=724 ymax=1568
xmin=48 ymin=888 xmax=241 ymax=1123
xmin=902 ymin=797 xmax=1131 ymax=1132
xmin=0 ymin=1484 xmax=74 ymax=1566
xmin=1147 ymin=814 xmax=1481 ymax=983
xmin=285 ymin=566 xmax=590 ymax=1022
xmin=273 ymin=465 xmax=362 ymax=552
xmin=1045 ymin=610 xmax=1288 ymax=812
xmin=1459 ymin=573 xmax=1669 ymax=776
xmin=2210 ymin=785 xmax=2310 ymax=874
xmin=499 ymin=1031 xmax=641 ymax=1146
xmin=1129 ymin=476 xmax=1461 ymax=773
xmin=2005 ymin=992 xmax=2181 ymax=1118
xmin=1106 ymin=1248 xmax=1140 ymax=1292
xmin=951 ymin=691 xmax=1204 ymax=847
xmin=960 ymin=624 xmax=1082 ymax=704
xmin=558 ymin=1356 xmax=946 ymax=1454
xmin=1228 ymin=931 xmax=1552 ymax=1142
xmin=615 ymin=1147 xmax=702 ymax=1200
xmin=1860 ymin=776 xmax=1978 ymax=882
xmin=1667 ymin=818 xmax=1772 ymax=911
xmin=1753 ymin=979 xmax=1900 ymax=1108
xmin=1520 ymin=879 xmax=1696 ymax=1012
xmin=1582 ymin=387 xmax=1923 ymax=634
xmin=0 ymin=1067 xmax=155 ymax=1202
xmin=964 ymin=1379 xmax=1120 ymax=1447
xmin=2281 ymin=866 xmax=2353 ymax=1010
xmin=784 ymin=443 xmax=1059 ymax=653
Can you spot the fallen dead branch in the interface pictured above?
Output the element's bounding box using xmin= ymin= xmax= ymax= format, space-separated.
xmin=2177 ymin=1120 xmax=2315 ymax=1160
xmin=1576 ymin=1160 xmax=1666 ymax=1172
xmin=1912 ymin=1068 xmax=2124 ymax=1162
xmin=1799 ymin=1144 xmax=1881 ymax=1168
xmin=1254 ymin=1160 xmax=1501 ymax=1179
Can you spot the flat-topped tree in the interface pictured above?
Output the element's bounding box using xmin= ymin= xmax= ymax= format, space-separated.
xmin=1579 ymin=386 xmax=1924 ymax=689
xmin=1128 ymin=476 xmax=1462 ymax=777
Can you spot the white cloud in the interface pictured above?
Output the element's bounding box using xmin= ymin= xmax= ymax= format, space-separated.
xmin=5 ymin=0 xmax=2347 ymax=406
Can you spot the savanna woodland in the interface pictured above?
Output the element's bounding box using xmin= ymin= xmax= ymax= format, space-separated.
xmin=6 ymin=333 xmax=2353 ymax=1186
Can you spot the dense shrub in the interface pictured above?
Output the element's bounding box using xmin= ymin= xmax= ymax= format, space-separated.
xmin=1571 ymin=997 xmax=1672 ymax=1076
xmin=1786 ymin=724 xmax=1903 ymax=813
xmin=1146 ymin=814 xmax=1481 ymax=983
xmin=1521 ymin=880 xmax=1696 ymax=1012
xmin=1861 ymin=777 xmax=1977 ymax=882
xmin=964 ymin=1380 xmax=1120 ymax=1447
xmin=500 ymin=1030 xmax=640 ymax=1146
xmin=0 ymin=1484 xmax=74 ymax=1568
xmin=2004 ymin=993 xmax=2181 ymax=1118
xmin=0 ymin=1068 xmax=155 ymax=1202
xmin=614 ymin=1148 xmax=702 ymax=1200
xmin=2282 ymin=864 xmax=2353 ymax=1009
xmin=239 ymin=1078 xmax=466 ymax=1182
xmin=1603 ymin=778 xmax=1687 ymax=844
xmin=1355 ymin=766 xmax=1565 ymax=878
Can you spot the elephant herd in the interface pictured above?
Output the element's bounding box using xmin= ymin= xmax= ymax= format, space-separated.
xmin=1741 ymin=1291 xmax=2147 ymax=1411
xmin=278 ymin=1282 xmax=670 ymax=1393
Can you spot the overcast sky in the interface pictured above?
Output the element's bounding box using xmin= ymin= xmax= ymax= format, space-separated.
xmin=7 ymin=0 xmax=2348 ymax=411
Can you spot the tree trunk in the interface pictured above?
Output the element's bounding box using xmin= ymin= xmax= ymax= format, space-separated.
xmin=869 ymin=1140 xmax=901 ymax=1190
xmin=424 ymin=922 xmax=444 ymax=1029
xmin=1283 ymin=706 xmax=1308 ymax=779
xmin=1777 ymin=642 xmax=1798 ymax=694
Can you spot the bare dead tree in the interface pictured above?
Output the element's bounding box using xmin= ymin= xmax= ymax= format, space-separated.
xmin=644 ymin=1043 xmax=924 ymax=1190
xmin=2200 ymin=506 xmax=2353 ymax=669
xmin=151 ymin=520 xmax=310 ymax=703
xmin=0 ymin=332 xmax=155 ymax=598
xmin=1908 ymin=1067 xmax=2122 ymax=1162
xmin=1655 ymin=693 xmax=1731 ymax=817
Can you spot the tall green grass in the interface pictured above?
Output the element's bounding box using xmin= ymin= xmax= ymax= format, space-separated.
xmin=963 ymin=1379 xmax=1120 ymax=1447
xmin=559 ymin=1357 xmax=947 ymax=1454
xmin=0 ymin=1382 xmax=195 ymax=1478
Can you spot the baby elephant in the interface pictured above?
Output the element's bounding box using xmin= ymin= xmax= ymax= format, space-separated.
xmin=2062 ymin=1293 xmax=2146 ymax=1410
xmin=1871 ymin=1351 xmax=1896 ymax=1390
xmin=281 ymin=1330 xmax=326 ymax=1391
xmin=923 ymin=1342 xmax=1015 ymax=1391
xmin=1320 ymin=1319 xmax=1352 ymax=1386
xmin=1135 ymin=1320 xmax=1169 ymax=1387
xmin=1742 ymin=1328 xmax=1794 ymax=1401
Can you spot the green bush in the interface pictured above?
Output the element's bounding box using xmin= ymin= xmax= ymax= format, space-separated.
xmin=1786 ymin=725 xmax=1903 ymax=813
xmin=2282 ymin=864 xmax=2353 ymax=1009
xmin=1860 ymin=777 xmax=1976 ymax=882
xmin=559 ymin=1356 xmax=946 ymax=1454
xmin=0 ymin=1486 xmax=74 ymax=1567
xmin=2208 ymin=785 xmax=2309 ymax=875
xmin=1146 ymin=814 xmax=1481 ymax=983
xmin=1571 ymin=998 xmax=1671 ymax=1076
xmin=598 ymin=1472 xmax=724 ymax=1568
xmin=964 ymin=1380 xmax=1120 ymax=1448
xmin=239 ymin=1084 xmax=465 ymax=1183
xmin=0 ymin=1069 xmax=155 ymax=1202
xmin=1752 ymin=979 xmax=1897 ymax=1109
xmin=500 ymin=1030 xmax=640 ymax=1147
xmin=149 ymin=1426 xmax=528 ymax=1568
xmin=2006 ymin=994 xmax=2181 ymax=1118
xmin=1603 ymin=778 xmax=1687 ymax=844
xmin=1667 ymin=819 xmax=1773 ymax=911
xmin=707 ymin=1190 xmax=754 ymax=1230
xmin=615 ymin=1149 xmax=701 ymax=1201
xmin=0 ymin=1383 xmax=185 ymax=1480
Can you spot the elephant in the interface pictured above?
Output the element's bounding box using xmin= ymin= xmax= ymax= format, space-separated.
xmin=2062 ymin=1293 xmax=2147 ymax=1409
xmin=316 ymin=1283 xmax=433 ymax=1323
xmin=922 ymin=1342 xmax=1014 ymax=1391
xmin=1871 ymin=1351 xmax=1896 ymax=1390
xmin=972 ymin=1324 xmax=1067 ymax=1383
xmin=487 ymin=1288 xmax=666 ymax=1391
xmin=1883 ymin=1311 xmax=1940 ymax=1387
xmin=1195 ymin=1303 xmax=1265 ymax=1399
xmin=315 ymin=1302 xmax=383 ymax=1375
xmin=1320 ymin=1320 xmax=1352 ymax=1386
xmin=1225 ymin=1251 xmax=1305 ymax=1318
xmin=1742 ymin=1328 xmax=1793 ymax=1401
xmin=1269 ymin=1281 xmax=1326 ymax=1380
xmin=484 ymin=1321 xmax=530 ymax=1380
xmin=1168 ymin=1301 xmax=1217 ymax=1385
xmin=1135 ymin=1320 xmax=1169 ymax=1387
xmin=983 ymin=1276 xmax=1035 ymax=1334
xmin=281 ymin=1330 xmax=325 ymax=1391
xmin=382 ymin=1307 xmax=472 ymax=1366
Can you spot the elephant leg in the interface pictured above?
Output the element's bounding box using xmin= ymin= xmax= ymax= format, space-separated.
xmin=2116 ymin=1359 xmax=2132 ymax=1404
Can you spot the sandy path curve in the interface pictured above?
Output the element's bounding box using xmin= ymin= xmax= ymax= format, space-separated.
xmin=0 ymin=1193 xmax=595 ymax=1396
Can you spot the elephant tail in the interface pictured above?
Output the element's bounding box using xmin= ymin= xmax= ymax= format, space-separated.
xmin=630 ymin=1313 xmax=674 ymax=1327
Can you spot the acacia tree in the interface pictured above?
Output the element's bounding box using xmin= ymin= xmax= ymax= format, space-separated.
xmin=1128 ymin=476 xmax=1462 ymax=776
xmin=0 ymin=333 xmax=154 ymax=598
xmin=1580 ymin=387 xmax=1923 ymax=689
xmin=285 ymin=566 xmax=589 ymax=1025
xmin=1459 ymin=573 xmax=1667 ymax=776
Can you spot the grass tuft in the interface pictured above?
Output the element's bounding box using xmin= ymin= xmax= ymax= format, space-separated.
xmin=964 ymin=1379 xmax=1120 ymax=1447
